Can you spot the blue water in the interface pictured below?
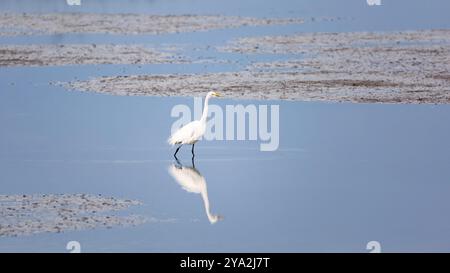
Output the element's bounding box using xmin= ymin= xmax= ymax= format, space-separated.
xmin=1 ymin=0 xmax=450 ymax=252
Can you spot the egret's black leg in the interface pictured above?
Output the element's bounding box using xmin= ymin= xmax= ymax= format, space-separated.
xmin=191 ymin=144 xmax=195 ymax=155
xmin=191 ymin=154 xmax=196 ymax=169
xmin=174 ymin=144 xmax=182 ymax=159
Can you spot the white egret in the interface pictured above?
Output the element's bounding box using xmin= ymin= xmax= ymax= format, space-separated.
xmin=168 ymin=160 xmax=223 ymax=224
xmin=168 ymin=91 xmax=222 ymax=157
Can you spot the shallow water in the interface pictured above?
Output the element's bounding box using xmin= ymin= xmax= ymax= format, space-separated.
xmin=2 ymin=68 xmax=450 ymax=252
xmin=1 ymin=0 xmax=450 ymax=252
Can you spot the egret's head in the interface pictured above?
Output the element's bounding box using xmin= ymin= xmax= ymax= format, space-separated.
xmin=209 ymin=91 xmax=222 ymax=97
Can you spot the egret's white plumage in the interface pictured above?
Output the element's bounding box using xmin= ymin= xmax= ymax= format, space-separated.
xmin=168 ymin=163 xmax=223 ymax=224
xmin=168 ymin=120 xmax=205 ymax=146
xmin=168 ymin=91 xmax=221 ymax=156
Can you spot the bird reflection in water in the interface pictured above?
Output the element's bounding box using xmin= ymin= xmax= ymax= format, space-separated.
xmin=168 ymin=157 xmax=223 ymax=224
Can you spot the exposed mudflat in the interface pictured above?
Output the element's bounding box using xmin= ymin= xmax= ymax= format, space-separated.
xmin=61 ymin=70 xmax=450 ymax=103
xmin=62 ymin=30 xmax=450 ymax=104
xmin=0 ymin=44 xmax=184 ymax=66
xmin=0 ymin=194 xmax=147 ymax=237
xmin=218 ymin=29 xmax=450 ymax=54
xmin=0 ymin=13 xmax=304 ymax=36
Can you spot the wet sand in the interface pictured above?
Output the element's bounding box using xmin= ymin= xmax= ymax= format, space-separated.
xmin=0 ymin=44 xmax=185 ymax=66
xmin=0 ymin=194 xmax=146 ymax=237
xmin=218 ymin=29 xmax=450 ymax=54
xmin=62 ymin=30 xmax=450 ymax=104
xmin=0 ymin=13 xmax=304 ymax=36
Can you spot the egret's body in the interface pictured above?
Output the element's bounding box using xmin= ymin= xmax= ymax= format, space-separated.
xmin=168 ymin=120 xmax=205 ymax=146
xmin=168 ymin=91 xmax=221 ymax=157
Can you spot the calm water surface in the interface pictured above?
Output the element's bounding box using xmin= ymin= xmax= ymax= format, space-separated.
xmin=1 ymin=0 xmax=450 ymax=252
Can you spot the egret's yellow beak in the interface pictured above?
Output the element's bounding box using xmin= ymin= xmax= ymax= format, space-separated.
xmin=213 ymin=92 xmax=222 ymax=97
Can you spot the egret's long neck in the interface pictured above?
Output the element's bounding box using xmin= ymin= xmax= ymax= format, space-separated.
xmin=200 ymin=95 xmax=211 ymax=123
